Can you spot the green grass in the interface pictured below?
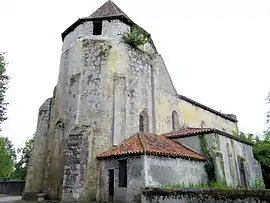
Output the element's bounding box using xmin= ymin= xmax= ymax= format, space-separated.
xmin=159 ymin=183 xmax=232 ymax=189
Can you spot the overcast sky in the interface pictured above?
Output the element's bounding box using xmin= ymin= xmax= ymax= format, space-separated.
xmin=0 ymin=0 xmax=270 ymax=149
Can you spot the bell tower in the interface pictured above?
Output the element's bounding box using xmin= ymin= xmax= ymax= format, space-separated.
xmin=51 ymin=0 xmax=158 ymax=201
xmin=25 ymin=0 xmax=177 ymax=201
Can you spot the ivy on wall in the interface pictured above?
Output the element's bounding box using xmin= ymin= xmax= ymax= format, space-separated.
xmin=251 ymin=179 xmax=265 ymax=189
xmin=199 ymin=134 xmax=216 ymax=185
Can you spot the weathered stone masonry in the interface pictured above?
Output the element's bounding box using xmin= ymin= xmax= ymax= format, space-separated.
xmin=24 ymin=1 xmax=263 ymax=202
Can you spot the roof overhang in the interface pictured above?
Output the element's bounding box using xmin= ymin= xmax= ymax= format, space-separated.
xmin=165 ymin=128 xmax=253 ymax=146
xmin=61 ymin=15 xmax=134 ymax=41
xmin=61 ymin=16 xmax=158 ymax=53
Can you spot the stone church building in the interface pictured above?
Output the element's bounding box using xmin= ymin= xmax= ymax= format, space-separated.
xmin=23 ymin=1 xmax=263 ymax=202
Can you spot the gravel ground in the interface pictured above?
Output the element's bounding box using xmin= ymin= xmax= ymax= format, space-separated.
xmin=0 ymin=196 xmax=22 ymax=203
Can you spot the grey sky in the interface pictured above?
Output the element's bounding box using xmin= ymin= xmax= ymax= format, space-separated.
xmin=0 ymin=0 xmax=269 ymax=149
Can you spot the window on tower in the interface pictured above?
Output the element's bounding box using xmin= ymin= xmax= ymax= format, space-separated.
xmin=139 ymin=110 xmax=149 ymax=133
xmin=139 ymin=115 xmax=144 ymax=132
xmin=172 ymin=111 xmax=180 ymax=131
xmin=93 ymin=21 xmax=102 ymax=35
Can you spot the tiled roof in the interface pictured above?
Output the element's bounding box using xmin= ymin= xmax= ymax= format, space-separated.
xmin=164 ymin=128 xmax=213 ymax=138
xmin=62 ymin=1 xmax=134 ymax=41
xmin=97 ymin=133 xmax=205 ymax=161
xmin=163 ymin=128 xmax=253 ymax=145
xmin=89 ymin=0 xmax=131 ymax=21
xmin=61 ymin=1 xmax=158 ymax=53
xmin=178 ymin=95 xmax=238 ymax=122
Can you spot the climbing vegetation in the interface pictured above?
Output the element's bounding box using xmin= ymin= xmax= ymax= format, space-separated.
xmin=199 ymin=134 xmax=216 ymax=185
xmin=251 ymin=179 xmax=265 ymax=189
xmin=122 ymin=25 xmax=150 ymax=49
xmin=160 ymin=183 xmax=232 ymax=189
xmin=234 ymin=130 xmax=270 ymax=188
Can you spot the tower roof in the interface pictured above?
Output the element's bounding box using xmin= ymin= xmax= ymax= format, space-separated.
xmin=61 ymin=0 xmax=158 ymax=52
xmin=89 ymin=0 xmax=132 ymax=22
xmin=62 ymin=0 xmax=134 ymax=40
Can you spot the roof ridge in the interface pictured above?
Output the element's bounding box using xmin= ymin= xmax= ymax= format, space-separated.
xmin=187 ymin=127 xmax=212 ymax=129
xmin=89 ymin=0 xmax=131 ymax=20
xmin=137 ymin=133 xmax=147 ymax=154
xmin=110 ymin=0 xmax=119 ymax=15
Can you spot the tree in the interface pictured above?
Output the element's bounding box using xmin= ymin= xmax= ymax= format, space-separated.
xmin=232 ymin=130 xmax=270 ymax=188
xmin=251 ymin=92 xmax=270 ymax=188
xmin=0 ymin=136 xmax=16 ymax=180
xmin=0 ymin=53 xmax=9 ymax=129
xmin=266 ymin=91 xmax=270 ymax=127
xmin=253 ymin=136 xmax=270 ymax=189
xmin=12 ymin=133 xmax=35 ymax=180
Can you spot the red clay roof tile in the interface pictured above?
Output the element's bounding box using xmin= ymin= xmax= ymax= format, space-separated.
xmin=163 ymin=128 xmax=213 ymax=138
xmin=97 ymin=132 xmax=205 ymax=161
xmin=163 ymin=128 xmax=253 ymax=146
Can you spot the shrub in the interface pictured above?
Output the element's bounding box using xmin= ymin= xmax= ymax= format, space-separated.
xmin=122 ymin=25 xmax=150 ymax=49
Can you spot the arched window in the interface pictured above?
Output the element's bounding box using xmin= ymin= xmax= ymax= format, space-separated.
xmin=139 ymin=110 xmax=149 ymax=133
xmin=139 ymin=115 xmax=144 ymax=132
xmin=172 ymin=111 xmax=180 ymax=131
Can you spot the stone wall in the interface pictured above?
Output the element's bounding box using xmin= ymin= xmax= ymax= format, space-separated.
xmin=0 ymin=181 xmax=25 ymax=196
xmin=142 ymin=188 xmax=270 ymax=203
xmin=144 ymin=155 xmax=207 ymax=187
xmin=62 ymin=19 xmax=156 ymax=55
xmin=151 ymin=54 xmax=179 ymax=134
xmin=99 ymin=156 xmax=144 ymax=203
xmin=207 ymin=133 xmax=263 ymax=188
xmin=178 ymin=99 xmax=238 ymax=134
xmin=150 ymin=54 xmax=238 ymax=135
xmin=124 ymin=48 xmax=154 ymax=137
xmin=63 ymin=20 xmax=130 ymax=52
xmin=156 ymin=96 xmax=239 ymax=135
xmin=174 ymin=133 xmax=263 ymax=188
xmin=55 ymin=38 xmax=114 ymax=200
xmin=24 ymin=98 xmax=52 ymax=194
xmin=61 ymin=127 xmax=89 ymax=201
xmin=99 ymin=155 xmax=207 ymax=203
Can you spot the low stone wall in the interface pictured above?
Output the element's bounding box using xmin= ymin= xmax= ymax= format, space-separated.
xmin=142 ymin=187 xmax=270 ymax=203
xmin=0 ymin=180 xmax=25 ymax=196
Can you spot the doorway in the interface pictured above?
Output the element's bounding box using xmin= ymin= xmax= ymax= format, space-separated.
xmin=108 ymin=169 xmax=114 ymax=202
xmin=238 ymin=156 xmax=248 ymax=189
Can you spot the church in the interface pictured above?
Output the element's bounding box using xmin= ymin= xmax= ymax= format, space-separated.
xmin=23 ymin=1 xmax=263 ymax=202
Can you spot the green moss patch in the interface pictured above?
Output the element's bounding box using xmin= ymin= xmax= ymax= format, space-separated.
xmin=143 ymin=187 xmax=270 ymax=201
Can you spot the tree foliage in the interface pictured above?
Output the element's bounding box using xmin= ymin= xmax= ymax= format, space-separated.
xmin=266 ymin=91 xmax=270 ymax=127
xmin=12 ymin=133 xmax=35 ymax=180
xmin=0 ymin=53 xmax=9 ymax=128
xmin=0 ymin=136 xmax=16 ymax=180
xmin=237 ymin=131 xmax=270 ymax=188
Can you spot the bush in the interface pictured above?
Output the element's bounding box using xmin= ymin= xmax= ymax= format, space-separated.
xmin=122 ymin=25 xmax=150 ymax=49
xmin=251 ymin=179 xmax=265 ymax=189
